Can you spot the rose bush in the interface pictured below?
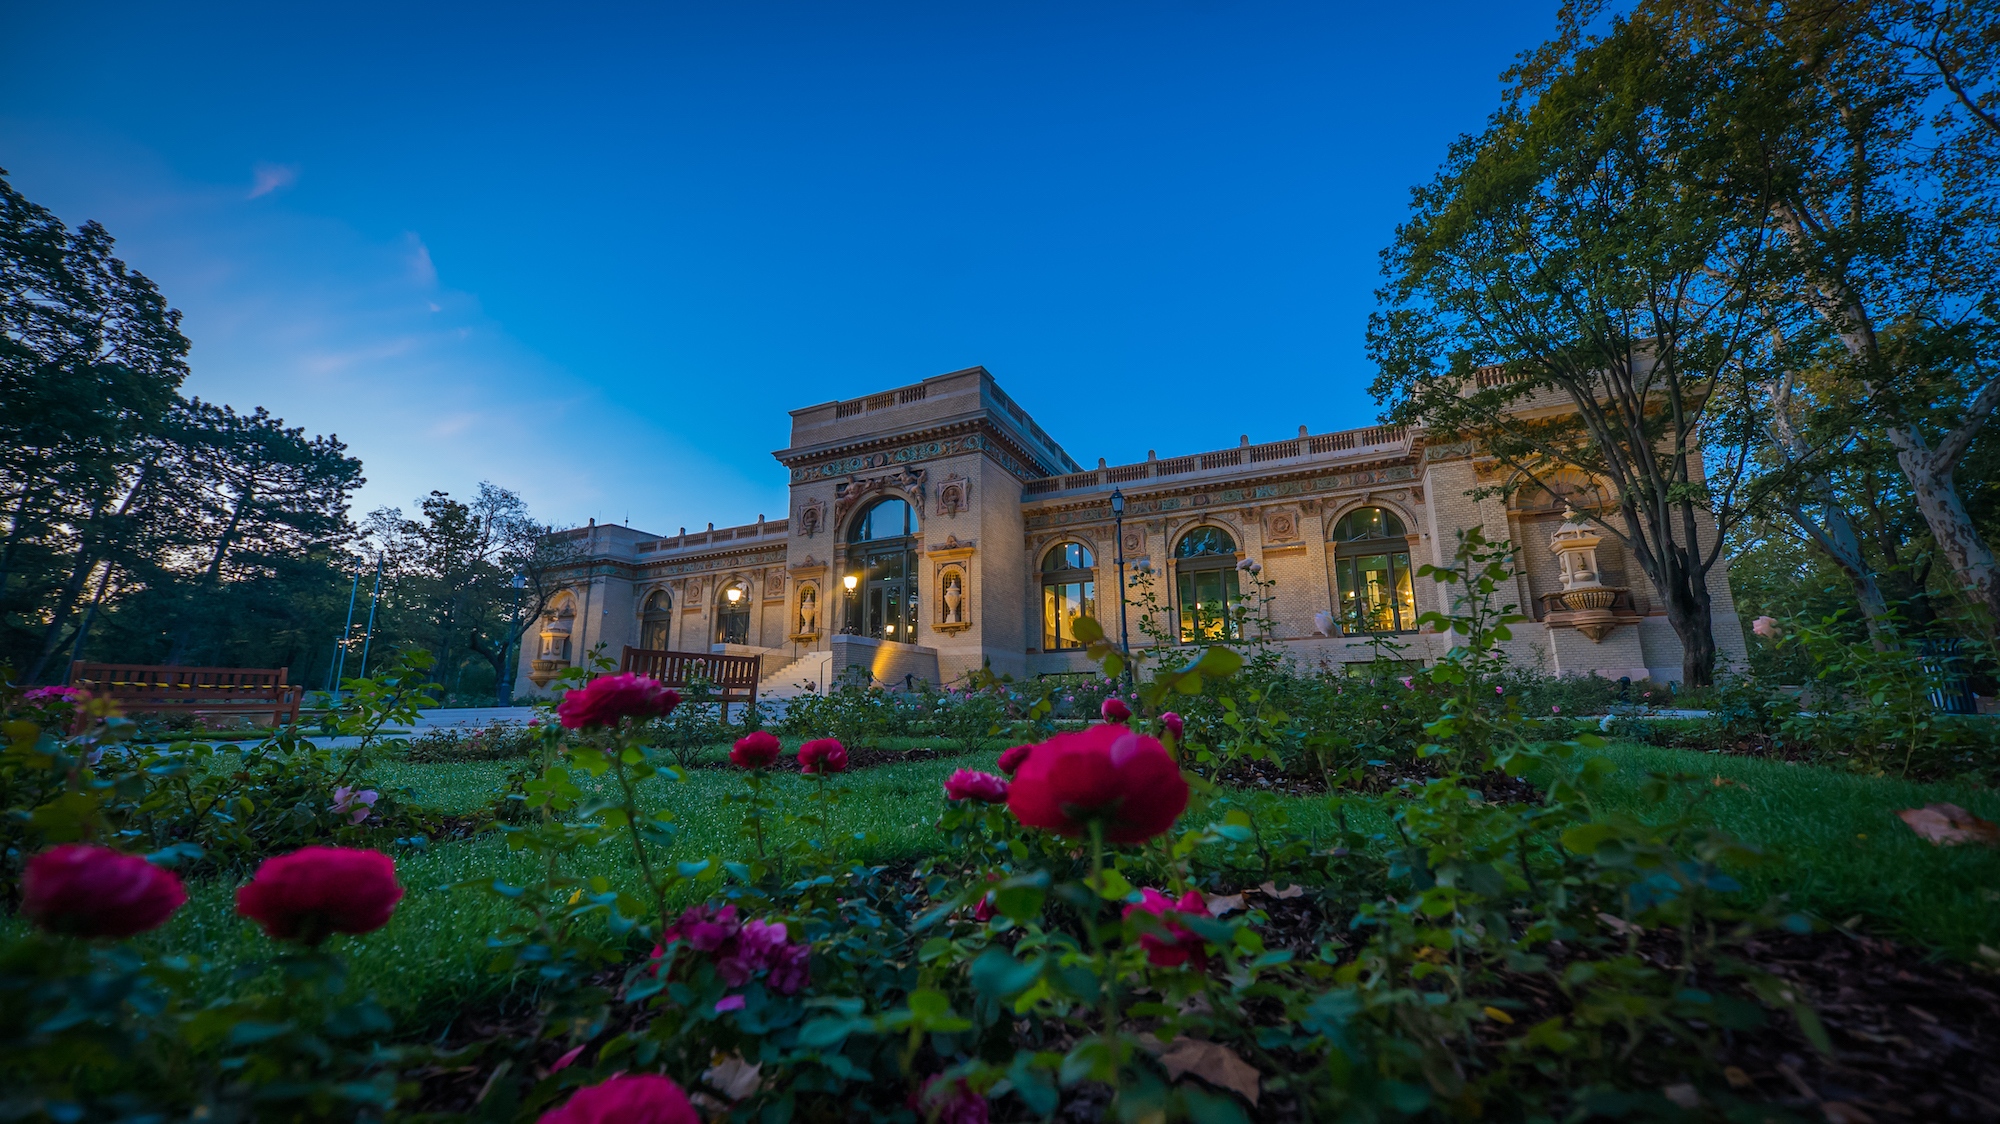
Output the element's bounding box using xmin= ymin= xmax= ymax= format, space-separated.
xmin=556 ymin=673 xmax=680 ymax=730
xmin=539 ymin=1074 xmax=698 ymax=1124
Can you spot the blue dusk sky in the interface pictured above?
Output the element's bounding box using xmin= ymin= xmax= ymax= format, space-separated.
xmin=2 ymin=1 xmax=1558 ymax=536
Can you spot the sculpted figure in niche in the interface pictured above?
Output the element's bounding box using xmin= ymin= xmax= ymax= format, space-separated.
xmin=799 ymin=586 xmax=820 ymax=634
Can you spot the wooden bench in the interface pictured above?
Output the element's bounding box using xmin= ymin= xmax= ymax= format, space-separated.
xmin=620 ymin=647 xmax=760 ymax=716
xmin=66 ymin=663 xmax=304 ymax=729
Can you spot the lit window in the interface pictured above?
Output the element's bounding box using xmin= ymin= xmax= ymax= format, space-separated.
xmin=1330 ymin=507 xmax=1415 ymax=633
xmin=1041 ymin=542 xmax=1096 ymax=650
xmin=847 ymin=498 xmax=919 ymax=641
xmin=1174 ymin=527 xmax=1240 ymax=642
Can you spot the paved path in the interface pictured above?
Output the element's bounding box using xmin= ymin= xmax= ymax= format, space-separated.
xmin=414 ymin=706 xmax=538 ymax=730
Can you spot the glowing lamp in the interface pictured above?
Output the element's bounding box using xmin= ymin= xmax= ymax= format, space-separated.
xmin=726 ymin=586 xmax=742 ymax=603
xmin=843 ymin=574 xmax=859 ymax=591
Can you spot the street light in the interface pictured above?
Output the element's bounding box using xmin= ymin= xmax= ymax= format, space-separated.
xmin=726 ymin=585 xmax=743 ymax=604
xmin=842 ymin=573 xmax=859 ymax=634
xmin=1111 ymin=488 xmax=1132 ymax=692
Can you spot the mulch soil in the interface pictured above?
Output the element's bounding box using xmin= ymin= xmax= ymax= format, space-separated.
xmin=1209 ymin=753 xmax=1541 ymax=803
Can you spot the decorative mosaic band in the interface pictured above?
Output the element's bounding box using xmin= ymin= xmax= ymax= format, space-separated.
xmin=788 ymin=430 xmax=1037 ymax=484
xmin=1023 ymin=464 xmax=1418 ymax=530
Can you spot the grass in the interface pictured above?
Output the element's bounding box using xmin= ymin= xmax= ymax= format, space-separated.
xmin=105 ymin=739 xmax=1999 ymax=1029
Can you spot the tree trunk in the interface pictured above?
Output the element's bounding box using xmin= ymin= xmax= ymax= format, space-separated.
xmin=1896 ymin=438 xmax=2000 ymax=631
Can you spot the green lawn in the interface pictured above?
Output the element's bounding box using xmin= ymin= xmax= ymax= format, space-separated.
xmin=116 ymin=740 xmax=1999 ymax=1030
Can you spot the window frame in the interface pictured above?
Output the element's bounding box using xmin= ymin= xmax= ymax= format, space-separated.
xmin=1328 ymin=507 xmax=1416 ymax=634
xmin=1172 ymin=526 xmax=1241 ymax=643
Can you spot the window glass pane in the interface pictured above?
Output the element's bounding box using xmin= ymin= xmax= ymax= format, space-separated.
xmin=1178 ymin=568 xmax=1240 ymax=641
xmin=1332 ymin=506 xmax=1408 ymax=541
xmin=1175 ymin=526 xmax=1238 ymax=558
xmin=1042 ymin=580 xmax=1097 ymax=649
xmin=1336 ymin=550 xmax=1414 ymax=632
xmin=851 ymin=498 xmax=916 ymax=542
xmin=1044 ymin=542 xmax=1094 ymax=571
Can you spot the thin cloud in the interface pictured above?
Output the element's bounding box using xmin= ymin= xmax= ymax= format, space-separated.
xmin=247 ymin=162 xmax=299 ymax=199
xmin=404 ymin=232 xmax=437 ymax=286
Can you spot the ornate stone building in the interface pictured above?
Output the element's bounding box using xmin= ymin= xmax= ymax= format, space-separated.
xmin=514 ymin=366 xmax=1744 ymax=699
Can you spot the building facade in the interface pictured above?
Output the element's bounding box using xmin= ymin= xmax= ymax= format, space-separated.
xmin=514 ymin=366 xmax=1745 ymax=699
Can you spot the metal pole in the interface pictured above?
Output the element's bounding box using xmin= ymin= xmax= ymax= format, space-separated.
xmin=358 ymin=554 xmax=383 ymax=681
xmin=333 ymin=558 xmax=362 ymax=697
xmin=501 ymin=574 xmax=526 ymax=705
xmin=1111 ymin=489 xmax=1132 ymax=693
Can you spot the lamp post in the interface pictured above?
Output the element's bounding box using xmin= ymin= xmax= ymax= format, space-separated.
xmin=331 ymin=555 xmax=364 ymax=698
xmin=842 ymin=573 xmax=859 ymax=634
xmin=500 ymin=573 xmax=527 ymax=705
xmin=357 ymin=553 xmax=383 ymax=682
xmin=1111 ymin=488 xmax=1132 ymax=692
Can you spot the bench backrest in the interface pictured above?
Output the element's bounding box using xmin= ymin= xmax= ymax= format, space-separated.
xmin=69 ymin=663 xmax=293 ymax=697
xmin=619 ymin=648 xmax=761 ymax=696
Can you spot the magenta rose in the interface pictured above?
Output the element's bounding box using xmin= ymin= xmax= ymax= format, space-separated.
xmin=537 ymin=1074 xmax=698 ymax=1124
xmin=556 ymin=673 xmax=680 ymax=730
xmin=798 ymin=737 xmax=848 ymax=775
xmin=996 ymin=744 xmax=1032 ymax=774
xmin=1100 ymin=698 xmax=1131 ymax=723
xmin=1005 ymin=723 xmax=1188 ymax=844
xmin=236 ymin=846 xmax=403 ymax=945
xmin=943 ymin=769 xmax=1009 ymax=804
xmin=1123 ymin=887 xmax=1212 ymax=970
xmin=1159 ymin=712 xmax=1184 ymax=744
xmin=21 ymin=844 xmax=187 ymax=939
xmin=730 ymin=730 xmax=782 ymax=768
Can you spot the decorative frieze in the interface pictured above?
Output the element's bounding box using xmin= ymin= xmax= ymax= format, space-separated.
xmin=1023 ymin=464 xmax=1418 ymax=531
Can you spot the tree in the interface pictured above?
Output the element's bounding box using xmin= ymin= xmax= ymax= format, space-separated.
xmin=1640 ymin=0 xmax=2000 ymax=630
xmin=1369 ymin=14 xmax=1797 ymax=685
xmin=362 ymin=484 xmax=574 ymax=703
xmin=0 ymin=168 xmax=189 ymax=674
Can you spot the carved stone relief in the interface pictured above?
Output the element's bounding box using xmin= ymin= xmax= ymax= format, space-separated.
xmin=795 ymin=499 xmax=826 ymax=538
xmin=936 ymin=473 xmax=969 ymax=517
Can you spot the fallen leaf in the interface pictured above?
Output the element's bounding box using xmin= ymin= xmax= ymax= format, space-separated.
xmin=1258 ymin=881 xmax=1306 ymax=899
xmin=1481 ymin=1005 xmax=1514 ymax=1025
xmin=1204 ymin=893 xmax=1246 ymax=916
xmin=1663 ymin=1084 xmax=1700 ymax=1109
xmin=1723 ymin=1066 xmax=1752 ymax=1089
xmin=1158 ymin=1038 xmax=1261 ymax=1106
xmin=702 ymin=1052 xmax=762 ymax=1101
xmin=1895 ymin=803 xmax=2000 ymax=847
xmin=1596 ymin=911 xmax=1645 ymax=937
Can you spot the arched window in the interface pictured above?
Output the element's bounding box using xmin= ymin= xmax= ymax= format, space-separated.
xmin=715 ymin=579 xmax=750 ymax=645
xmin=1174 ymin=527 xmax=1240 ymax=642
xmin=845 ymin=498 xmax=919 ymax=641
xmin=641 ymin=589 xmax=673 ymax=650
xmin=1330 ymin=506 xmax=1416 ymax=633
xmin=1041 ymin=542 xmax=1096 ymax=650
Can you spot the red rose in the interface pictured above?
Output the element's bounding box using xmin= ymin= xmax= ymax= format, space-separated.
xmin=996 ymin=744 xmax=1031 ymax=774
xmin=21 ymin=844 xmax=186 ymax=939
xmin=556 ymin=674 xmax=680 ymax=730
xmin=538 ymin=1074 xmax=697 ymax=1124
xmin=730 ymin=730 xmax=782 ymax=768
xmin=943 ymin=769 xmax=1008 ymax=803
xmin=1160 ymin=712 xmax=1184 ymax=744
xmin=1100 ymin=698 xmax=1131 ymax=723
xmin=1005 ymin=724 xmax=1188 ymax=843
xmin=797 ymin=737 xmax=848 ymax=775
xmin=1122 ymin=887 xmax=1211 ymax=969
xmin=236 ymin=846 xmax=404 ymax=945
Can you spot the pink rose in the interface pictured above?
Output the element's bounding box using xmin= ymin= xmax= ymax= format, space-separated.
xmin=798 ymin=738 xmax=848 ymax=775
xmin=1752 ymin=615 xmax=1780 ymax=639
xmin=236 ymin=847 xmax=403 ymax=945
xmin=730 ymin=730 xmax=782 ymax=768
xmin=943 ymin=769 xmax=1008 ymax=803
xmin=996 ymin=744 xmax=1032 ymax=774
xmin=1122 ymin=887 xmax=1211 ymax=970
xmin=21 ymin=844 xmax=186 ymax=939
xmin=1005 ymin=724 xmax=1188 ymax=844
xmin=1100 ymin=698 xmax=1131 ymax=723
xmin=331 ymin=786 xmax=379 ymax=825
xmin=556 ymin=674 xmax=680 ymax=730
xmin=537 ymin=1074 xmax=697 ymax=1124
xmin=1159 ymin=712 xmax=1184 ymax=744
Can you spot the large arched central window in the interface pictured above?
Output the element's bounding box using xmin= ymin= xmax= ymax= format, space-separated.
xmin=1330 ymin=506 xmax=1416 ymax=633
xmin=715 ymin=579 xmax=750 ymax=645
xmin=1041 ymin=542 xmax=1096 ymax=650
xmin=1174 ymin=526 xmax=1240 ymax=642
xmin=641 ymin=589 xmax=672 ymax=650
xmin=847 ymin=497 xmax=919 ymax=641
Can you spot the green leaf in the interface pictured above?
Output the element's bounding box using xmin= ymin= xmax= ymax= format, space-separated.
xmin=1180 ymin=1085 xmax=1251 ymax=1124
xmin=1072 ymin=616 xmax=1106 ymax=644
xmin=970 ymin=947 xmax=1041 ymax=999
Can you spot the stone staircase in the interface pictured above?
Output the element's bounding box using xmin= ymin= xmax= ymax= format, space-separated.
xmin=754 ymin=651 xmax=831 ymax=719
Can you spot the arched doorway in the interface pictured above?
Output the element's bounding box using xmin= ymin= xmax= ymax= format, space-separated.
xmin=847 ymin=497 xmax=919 ymax=641
xmin=1329 ymin=507 xmax=1416 ymax=633
xmin=715 ymin=578 xmax=751 ymax=645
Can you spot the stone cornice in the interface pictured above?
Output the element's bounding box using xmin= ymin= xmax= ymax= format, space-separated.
xmin=1021 ymin=460 xmax=1424 ymax=533
xmin=777 ymin=418 xmax=1052 ymax=484
xmin=1022 ymin=454 xmax=1425 ymax=517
